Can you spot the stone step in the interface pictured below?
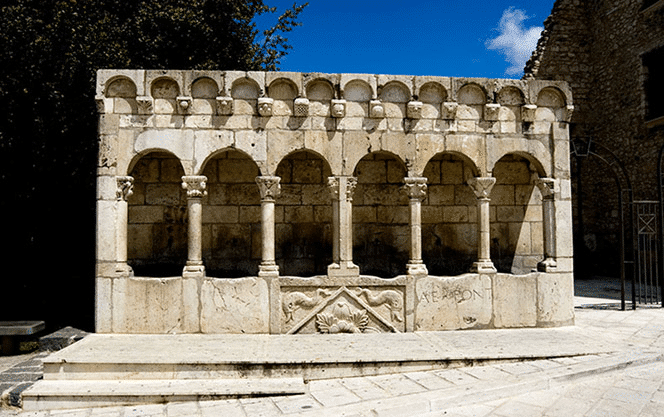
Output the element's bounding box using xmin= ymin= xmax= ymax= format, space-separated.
xmin=21 ymin=377 xmax=306 ymax=411
xmin=39 ymin=329 xmax=619 ymax=382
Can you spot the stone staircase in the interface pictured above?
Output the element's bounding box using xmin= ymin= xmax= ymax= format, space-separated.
xmin=21 ymin=328 xmax=620 ymax=411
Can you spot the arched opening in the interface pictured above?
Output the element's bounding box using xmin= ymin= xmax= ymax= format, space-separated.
xmin=201 ymin=149 xmax=261 ymax=277
xmin=421 ymin=153 xmax=477 ymax=275
xmin=127 ymin=151 xmax=187 ymax=277
xmin=275 ymin=150 xmax=332 ymax=276
xmin=491 ymin=154 xmax=543 ymax=274
xmin=352 ymin=152 xmax=409 ymax=277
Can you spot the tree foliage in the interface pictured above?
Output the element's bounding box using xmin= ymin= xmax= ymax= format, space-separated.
xmin=0 ymin=0 xmax=307 ymax=330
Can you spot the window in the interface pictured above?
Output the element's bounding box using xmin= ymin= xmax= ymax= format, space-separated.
xmin=643 ymin=46 xmax=664 ymax=122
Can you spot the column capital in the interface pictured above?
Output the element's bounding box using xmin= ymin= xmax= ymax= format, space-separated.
xmin=116 ymin=176 xmax=134 ymax=201
xmin=328 ymin=176 xmax=358 ymax=201
xmin=255 ymin=176 xmax=281 ymax=202
xmin=467 ymin=177 xmax=496 ymax=199
xmin=534 ymin=177 xmax=557 ymax=200
xmin=403 ymin=177 xmax=428 ymax=201
xmin=181 ymin=176 xmax=208 ymax=198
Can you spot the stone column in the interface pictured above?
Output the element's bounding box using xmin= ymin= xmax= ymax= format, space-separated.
xmin=327 ymin=176 xmax=360 ymax=277
xmin=182 ymin=176 xmax=207 ymax=278
xmin=404 ymin=177 xmax=428 ymax=276
xmin=256 ymin=176 xmax=281 ymax=277
xmin=535 ymin=178 xmax=558 ymax=272
xmin=467 ymin=177 xmax=497 ymax=273
xmin=115 ymin=176 xmax=134 ymax=276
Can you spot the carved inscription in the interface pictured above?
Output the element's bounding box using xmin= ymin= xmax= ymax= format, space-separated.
xmin=418 ymin=284 xmax=490 ymax=304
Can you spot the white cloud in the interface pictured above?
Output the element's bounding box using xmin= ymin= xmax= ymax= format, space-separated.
xmin=486 ymin=7 xmax=543 ymax=76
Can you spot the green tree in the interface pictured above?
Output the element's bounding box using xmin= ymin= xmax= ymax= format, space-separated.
xmin=0 ymin=0 xmax=307 ymax=331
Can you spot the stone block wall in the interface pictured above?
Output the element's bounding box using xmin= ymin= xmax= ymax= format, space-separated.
xmin=526 ymin=0 xmax=664 ymax=278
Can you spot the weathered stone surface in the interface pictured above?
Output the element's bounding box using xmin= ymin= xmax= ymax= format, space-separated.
xmin=415 ymin=274 xmax=492 ymax=330
xmin=200 ymin=278 xmax=269 ymax=333
xmin=492 ymin=273 xmax=537 ymax=328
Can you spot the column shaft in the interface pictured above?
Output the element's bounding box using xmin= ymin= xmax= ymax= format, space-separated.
xmin=182 ymin=176 xmax=207 ymax=278
xmin=536 ymin=178 xmax=558 ymax=271
xmin=404 ymin=177 xmax=428 ymax=276
xmin=468 ymin=177 xmax=497 ymax=273
xmin=327 ymin=176 xmax=359 ymax=277
xmin=115 ymin=176 xmax=134 ymax=276
xmin=256 ymin=176 xmax=281 ymax=277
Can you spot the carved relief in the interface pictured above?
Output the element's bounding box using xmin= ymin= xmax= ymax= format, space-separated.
xmin=257 ymin=97 xmax=274 ymax=117
xmin=136 ymin=96 xmax=153 ymax=115
xmin=294 ymin=97 xmax=310 ymax=117
xmin=282 ymin=289 xmax=331 ymax=323
xmin=316 ymin=302 xmax=369 ymax=334
xmin=216 ymin=96 xmax=234 ymax=115
xmin=356 ymin=288 xmax=404 ymax=322
xmin=116 ymin=176 xmax=134 ymax=201
xmin=181 ymin=176 xmax=208 ymax=198
xmin=281 ymin=285 xmax=404 ymax=334
xmin=331 ymin=99 xmax=346 ymax=118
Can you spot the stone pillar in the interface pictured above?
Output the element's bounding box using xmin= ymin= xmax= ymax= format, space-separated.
xmin=182 ymin=176 xmax=207 ymax=278
xmin=115 ymin=176 xmax=134 ymax=277
xmin=535 ymin=178 xmax=558 ymax=272
xmin=403 ymin=177 xmax=428 ymax=276
xmin=256 ymin=176 xmax=281 ymax=277
xmin=327 ymin=176 xmax=360 ymax=277
xmin=467 ymin=177 xmax=497 ymax=273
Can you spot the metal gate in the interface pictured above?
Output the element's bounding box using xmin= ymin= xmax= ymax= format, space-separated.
xmin=631 ymin=201 xmax=662 ymax=307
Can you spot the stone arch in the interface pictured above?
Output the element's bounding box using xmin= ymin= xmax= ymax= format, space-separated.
xmin=191 ymin=77 xmax=219 ymax=99
xmin=343 ymin=79 xmax=373 ymax=102
xmin=418 ymin=82 xmax=446 ymax=119
xmin=151 ymin=77 xmax=180 ymax=114
xmin=131 ymin=131 xmax=195 ymax=176
xmin=105 ymin=76 xmax=137 ymax=98
xmin=488 ymin=144 xmax=551 ymax=178
xmin=230 ymin=78 xmax=261 ymax=99
xmin=201 ymin=149 xmax=261 ymax=277
xmin=305 ymin=79 xmax=335 ymax=101
xmin=306 ymin=78 xmax=335 ymax=117
xmin=268 ymin=78 xmax=298 ymax=116
xmin=127 ymin=151 xmax=188 ymax=277
xmin=497 ymin=86 xmax=525 ymax=106
xmin=352 ymin=151 xmax=409 ymax=277
xmin=379 ymin=81 xmax=410 ymax=119
xmin=490 ymin=153 xmax=544 ymax=274
xmin=457 ymin=83 xmax=487 ymax=120
xmin=536 ymin=86 xmax=567 ymax=107
xmin=421 ymin=152 xmax=479 ymax=275
xmin=275 ymin=150 xmax=333 ymax=276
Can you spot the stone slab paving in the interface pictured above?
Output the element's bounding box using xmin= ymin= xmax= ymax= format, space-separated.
xmin=3 ymin=296 xmax=664 ymax=416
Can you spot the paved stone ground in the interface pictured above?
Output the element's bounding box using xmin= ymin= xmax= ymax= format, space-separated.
xmin=2 ymin=278 xmax=664 ymax=416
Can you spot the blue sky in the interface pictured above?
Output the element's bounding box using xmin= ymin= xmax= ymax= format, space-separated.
xmin=256 ymin=1 xmax=554 ymax=79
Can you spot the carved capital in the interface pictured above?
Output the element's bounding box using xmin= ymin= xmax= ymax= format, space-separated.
xmin=136 ymin=96 xmax=153 ymax=115
xmin=563 ymin=104 xmax=574 ymax=122
xmin=294 ymin=97 xmax=310 ymax=117
xmin=403 ymin=177 xmax=428 ymax=201
xmin=216 ymin=96 xmax=234 ymax=115
xmin=181 ymin=176 xmax=208 ymax=198
xmin=407 ymin=101 xmax=423 ymax=119
xmin=467 ymin=177 xmax=496 ymax=199
xmin=484 ymin=103 xmax=501 ymax=121
xmin=369 ymin=100 xmax=385 ymax=119
xmin=177 ymin=96 xmax=192 ymax=113
xmin=328 ymin=176 xmax=357 ymax=201
xmin=535 ymin=178 xmax=557 ymax=199
xmin=256 ymin=176 xmax=281 ymax=202
xmin=116 ymin=176 xmax=134 ymax=201
xmin=257 ymin=97 xmax=274 ymax=117
xmin=331 ymin=99 xmax=346 ymax=118
xmin=441 ymin=102 xmax=458 ymax=120
xmin=521 ymin=104 xmax=537 ymax=122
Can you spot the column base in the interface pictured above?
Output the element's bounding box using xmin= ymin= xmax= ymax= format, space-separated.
xmin=537 ymin=258 xmax=558 ymax=272
xmin=327 ymin=262 xmax=360 ymax=278
xmin=183 ymin=264 xmax=205 ymax=279
xmin=471 ymin=261 xmax=497 ymax=274
xmin=258 ymin=263 xmax=280 ymax=277
xmin=407 ymin=262 xmax=428 ymax=277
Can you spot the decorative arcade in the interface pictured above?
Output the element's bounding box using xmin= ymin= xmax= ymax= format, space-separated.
xmin=96 ymin=70 xmax=574 ymax=334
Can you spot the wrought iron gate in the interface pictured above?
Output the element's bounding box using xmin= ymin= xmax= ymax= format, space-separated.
xmin=631 ymin=200 xmax=662 ymax=307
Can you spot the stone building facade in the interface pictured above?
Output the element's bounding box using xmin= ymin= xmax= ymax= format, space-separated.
xmin=525 ymin=0 xmax=664 ymax=288
xmin=95 ymin=69 xmax=574 ymax=333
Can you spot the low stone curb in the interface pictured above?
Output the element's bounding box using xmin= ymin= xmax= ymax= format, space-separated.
xmin=0 ymin=353 xmax=49 ymax=409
